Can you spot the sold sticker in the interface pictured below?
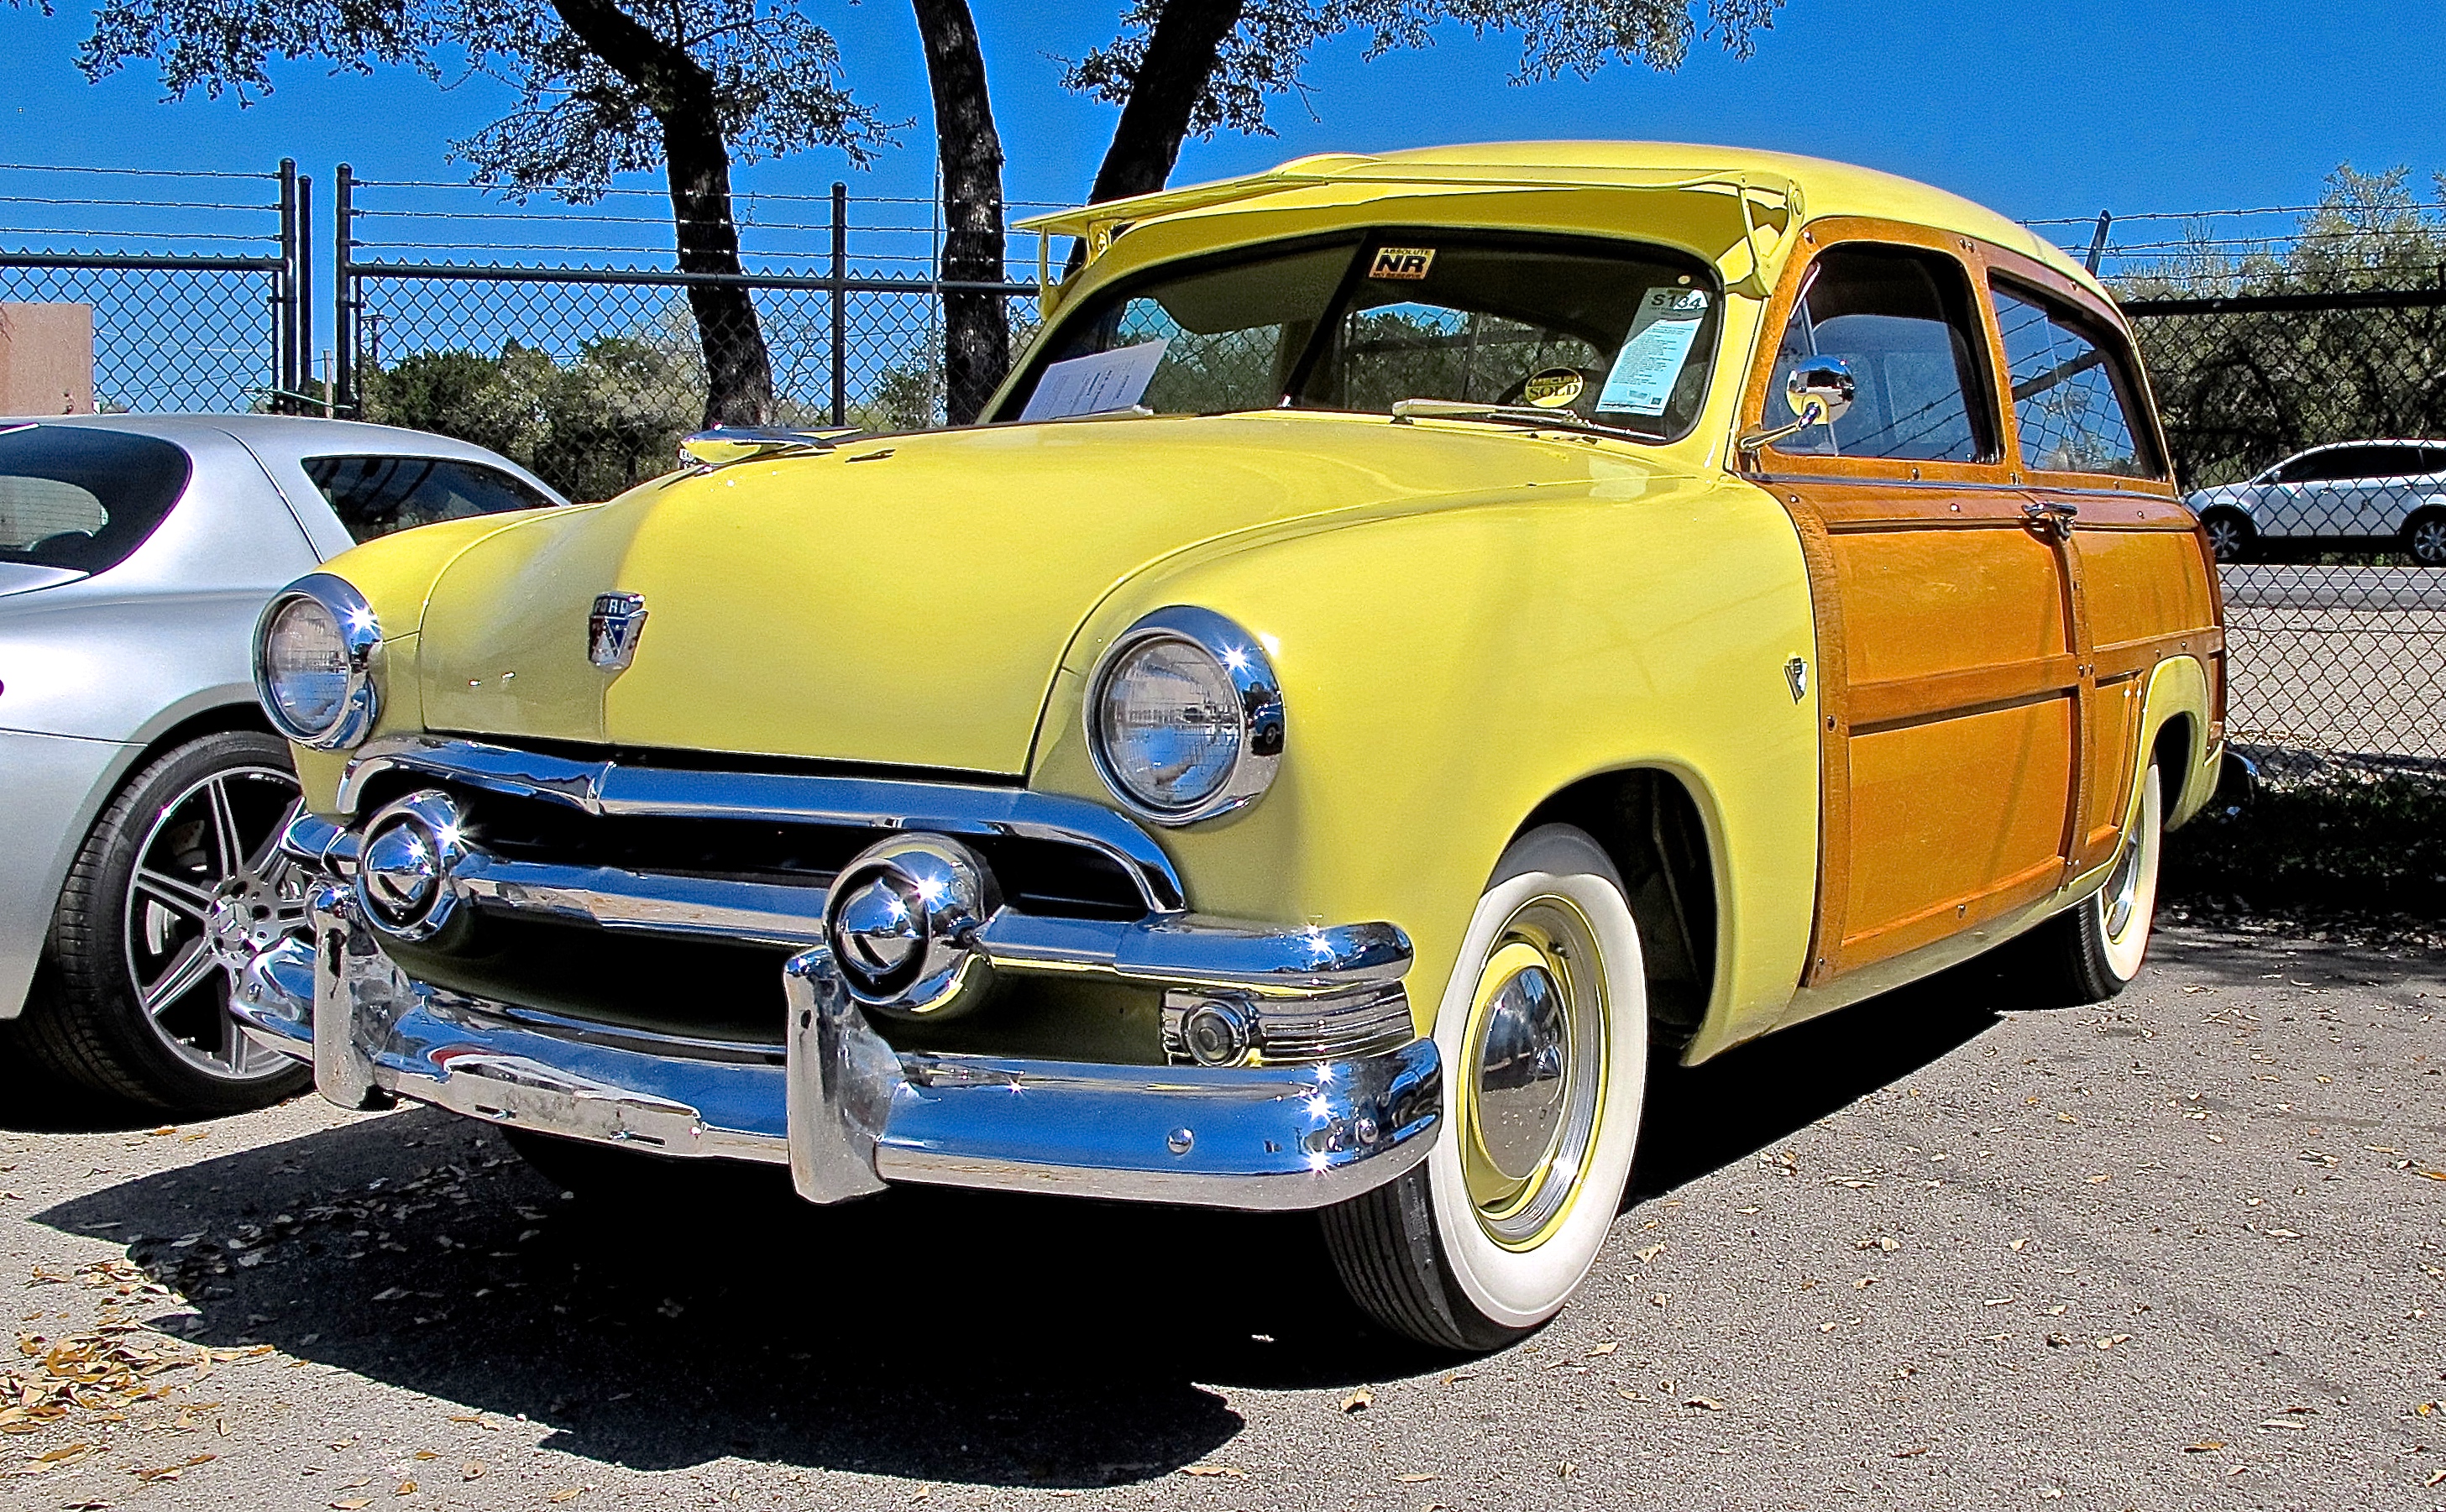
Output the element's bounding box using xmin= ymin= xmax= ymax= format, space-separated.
xmin=1521 ymin=368 xmax=1585 ymax=408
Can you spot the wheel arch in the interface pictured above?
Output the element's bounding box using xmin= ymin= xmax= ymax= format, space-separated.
xmin=1514 ymin=764 xmax=1722 ymax=1055
xmin=2135 ymin=655 xmax=2218 ymax=831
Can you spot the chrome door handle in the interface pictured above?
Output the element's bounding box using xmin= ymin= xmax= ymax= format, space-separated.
xmin=2023 ymin=499 xmax=2078 ymax=541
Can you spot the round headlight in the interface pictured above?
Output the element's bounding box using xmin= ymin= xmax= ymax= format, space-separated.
xmin=254 ymin=573 xmax=381 ymax=750
xmin=1087 ymin=607 xmax=1283 ymax=825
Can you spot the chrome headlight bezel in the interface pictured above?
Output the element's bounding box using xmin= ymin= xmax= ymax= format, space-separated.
xmin=253 ymin=572 xmax=383 ymax=751
xmin=1085 ymin=605 xmax=1284 ymax=827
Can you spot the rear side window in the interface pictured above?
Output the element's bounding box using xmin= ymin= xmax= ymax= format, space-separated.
xmin=304 ymin=455 xmax=558 ymax=543
xmin=1990 ymin=284 xmax=2158 ymax=479
xmin=1768 ymin=246 xmax=1996 ymax=463
xmin=0 ymin=425 xmax=191 ymax=573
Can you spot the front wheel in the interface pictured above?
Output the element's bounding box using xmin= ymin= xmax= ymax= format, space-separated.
xmin=8 ymin=730 xmax=312 ymax=1113
xmin=1322 ymin=825 xmax=1649 ymax=1351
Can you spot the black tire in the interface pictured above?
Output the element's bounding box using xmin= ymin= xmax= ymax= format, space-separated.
xmin=2405 ymin=510 xmax=2446 ymax=568
xmin=1321 ymin=825 xmax=1650 ymax=1352
xmin=6 ymin=730 xmax=312 ymax=1114
xmin=2015 ymin=764 xmax=2165 ymax=1006
xmin=2200 ymin=510 xmax=2255 ymax=564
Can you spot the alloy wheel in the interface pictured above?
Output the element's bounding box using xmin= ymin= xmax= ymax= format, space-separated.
xmin=119 ymin=765 xmax=308 ymax=1081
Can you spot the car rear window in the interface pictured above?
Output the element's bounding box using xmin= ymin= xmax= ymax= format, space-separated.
xmin=304 ymin=455 xmax=558 ymax=544
xmin=0 ymin=425 xmax=192 ymax=574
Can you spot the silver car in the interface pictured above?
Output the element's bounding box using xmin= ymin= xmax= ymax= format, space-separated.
xmin=0 ymin=415 xmax=566 ymax=1112
xmin=2187 ymin=439 xmax=2446 ymax=564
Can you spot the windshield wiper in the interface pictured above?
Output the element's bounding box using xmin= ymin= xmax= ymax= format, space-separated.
xmin=1387 ymin=398 xmax=1643 ymax=442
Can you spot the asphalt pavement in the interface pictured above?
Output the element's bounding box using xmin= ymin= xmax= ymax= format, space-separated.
xmin=3 ymin=921 xmax=2443 ymax=1512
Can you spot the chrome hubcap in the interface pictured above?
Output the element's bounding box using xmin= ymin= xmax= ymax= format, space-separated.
xmin=1460 ymin=898 xmax=1609 ymax=1249
xmin=2417 ymin=522 xmax=2446 ymax=563
xmin=1475 ymin=965 xmax=1569 ymax=1181
xmin=122 ymin=766 xmax=306 ymax=1082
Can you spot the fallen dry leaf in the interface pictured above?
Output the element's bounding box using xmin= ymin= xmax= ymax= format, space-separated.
xmin=395 ymin=1482 xmax=416 ymax=1496
xmin=1394 ymin=1473 xmax=1437 ymax=1483
xmin=1632 ymin=1243 xmax=1665 ymax=1264
xmin=1338 ymin=1388 xmax=1374 ymax=1414
xmin=1683 ymin=1396 xmax=1724 ymax=1411
xmin=461 ymin=1462 xmax=486 ymax=1480
xmin=2094 ymin=1334 xmax=2132 ymax=1349
xmin=2183 ymin=1441 xmax=2226 ymax=1452
xmin=1588 ymin=1342 xmax=1618 ymax=1357
xmin=2422 ymin=1468 xmax=2444 ymax=1488
xmin=331 ymin=1501 xmax=374 ymax=1511
xmin=550 ymin=1489 xmax=586 ymax=1504
xmin=1893 ymin=1445 xmax=1930 ymax=1459
xmin=1179 ymin=1465 xmax=1245 ymax=1478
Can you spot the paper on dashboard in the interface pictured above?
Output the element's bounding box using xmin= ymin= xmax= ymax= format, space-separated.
xmin=1597 ymin=288 xmax=1710 ymax=417
xmin=1019 ymin=340 xmax=1171 ymax=421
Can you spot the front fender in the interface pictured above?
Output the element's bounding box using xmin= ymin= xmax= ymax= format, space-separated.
xmin=1028 ymin=468 xmax=1823 ymax=1051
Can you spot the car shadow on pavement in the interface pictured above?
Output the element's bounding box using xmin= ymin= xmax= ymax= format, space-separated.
xmin=19 ymin=930 xmax=2272 ymax=1488
xmin=29 ymin=1105 xmax=1436 ymax=1486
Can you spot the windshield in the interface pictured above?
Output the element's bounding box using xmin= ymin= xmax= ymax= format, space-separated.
xmin=999 ymin=232 xmax=1723 ymax=442
xmin=0 ymin=425 xmax=191 ymax=575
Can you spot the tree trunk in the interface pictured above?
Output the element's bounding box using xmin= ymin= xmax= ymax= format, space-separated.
xmin=910 ymin=0 xmax=1008 ymax=425
xmin=546 ymin=0 xmax=774 ymax=429
xmin=1084 ymin=0 xmax=1246 ymax=204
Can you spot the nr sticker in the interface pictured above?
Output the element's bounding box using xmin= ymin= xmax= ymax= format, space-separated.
xmin=1368 ymin=248 xmax=1436 ymax=280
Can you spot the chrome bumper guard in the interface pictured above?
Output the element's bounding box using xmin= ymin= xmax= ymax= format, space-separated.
xmin=233 ymin=887 xmax=1442 ymax=1211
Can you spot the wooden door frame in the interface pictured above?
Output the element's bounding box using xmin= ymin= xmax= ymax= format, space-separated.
xmin=1736 ymin=217 xmax=2101 ymax=986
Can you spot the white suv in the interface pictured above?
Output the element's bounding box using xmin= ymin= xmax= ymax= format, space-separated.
xmin=2187 ymin=439 xmax=2446 ymax=564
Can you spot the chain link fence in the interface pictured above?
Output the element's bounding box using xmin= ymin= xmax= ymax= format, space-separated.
xmin=0 ymin=161 xmax=311 ymax=412
xmin=2117 ymin=289 xmax=2446 ymax=772
xmin=7 ymin=165 xmax=2445 ymax=768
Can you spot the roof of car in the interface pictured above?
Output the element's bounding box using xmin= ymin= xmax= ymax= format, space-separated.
xmin=1019 ymin=140 xmax=2097 ymax=297
xmin=9 ymin=413 xmax=566 ymax=503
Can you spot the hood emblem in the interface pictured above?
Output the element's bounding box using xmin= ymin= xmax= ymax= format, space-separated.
xmin=589 ymin=592 xmax=649 ymax=670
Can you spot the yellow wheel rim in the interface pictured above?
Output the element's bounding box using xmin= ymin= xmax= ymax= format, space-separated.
xmin=1455 ymin=895 xmax=1609 ymax=1252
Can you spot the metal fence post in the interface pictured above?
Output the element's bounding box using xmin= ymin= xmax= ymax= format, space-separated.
xmin=830 ymin=181 xmax=847 ymax=427
xmin=2085 ymin=211 xmax=2113 ymax=275
xmin=276 ymin=158 xmax=298 ymax=410
xmin=333 ymin=164 xmax=356 ymax=416
xmin=296 ymin=173 xmax=314 ymax=410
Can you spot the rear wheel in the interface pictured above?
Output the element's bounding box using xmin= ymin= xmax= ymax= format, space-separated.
xmin=2201 ymin=510 xmax=2255 ymax=563
xmin=2405 ymin=510 xmax=2446 ymax=567
xmin=8 ymin=731 xmax=312 ymax=1113
xmin=1322 ymin=825 xmax=1649 ymax=1352
xmin=2021 ymin=764 xmax=2164 ymax=1005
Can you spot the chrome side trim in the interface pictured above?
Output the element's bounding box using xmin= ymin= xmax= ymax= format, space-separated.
xmin=334 ymin=735 xmax=1187 ymax=913
xmin=244 ymin=918 xmax=1440 ymax=1211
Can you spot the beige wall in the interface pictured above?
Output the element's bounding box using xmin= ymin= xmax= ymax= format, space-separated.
xmin=0 ymin=303 xmax=95 ymax=416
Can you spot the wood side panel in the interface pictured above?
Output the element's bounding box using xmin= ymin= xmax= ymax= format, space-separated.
xmin=1842 ymin=697 xmax=2077 ymax=967
xmin=1834 ymin=526 xmax=2070 ymax=685
xmin=2077 ymin=526 xmax=2217 ymax=653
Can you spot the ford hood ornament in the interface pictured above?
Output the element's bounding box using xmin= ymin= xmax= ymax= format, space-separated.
xmin=589 ymin=592 xmax=649 ymax=670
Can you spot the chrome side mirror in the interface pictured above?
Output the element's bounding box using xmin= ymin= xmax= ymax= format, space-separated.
xmin=1784 ymin=358 xmax=1855 ymax=428
xmin=1736 ymin=356 xmax=1855 ymax=464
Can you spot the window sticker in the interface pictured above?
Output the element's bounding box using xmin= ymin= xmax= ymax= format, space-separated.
xmin=1521 ymin=368 xmax=1585 ymax=408
xmin=1597 ymin=287 xmax=1710 ymax=417
xmin=1367 ymin=247 xmax=1437 ymax=280
xmin=1019 ymin=339 xmax=1171 ymax=421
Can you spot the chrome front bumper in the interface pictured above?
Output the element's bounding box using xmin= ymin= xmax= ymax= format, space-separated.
xmin=234 ymin=887 xmax=1442 ymax=1211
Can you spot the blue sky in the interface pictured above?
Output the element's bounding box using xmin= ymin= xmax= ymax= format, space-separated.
xmin=0 ymin=0 xmax=2435 ymax=230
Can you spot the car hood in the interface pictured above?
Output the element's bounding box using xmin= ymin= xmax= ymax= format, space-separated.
xmin=407 ymin=413 xmax=1644 ymax=775
xmin=2185 ymin=483 xmax=2253 ymax=509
